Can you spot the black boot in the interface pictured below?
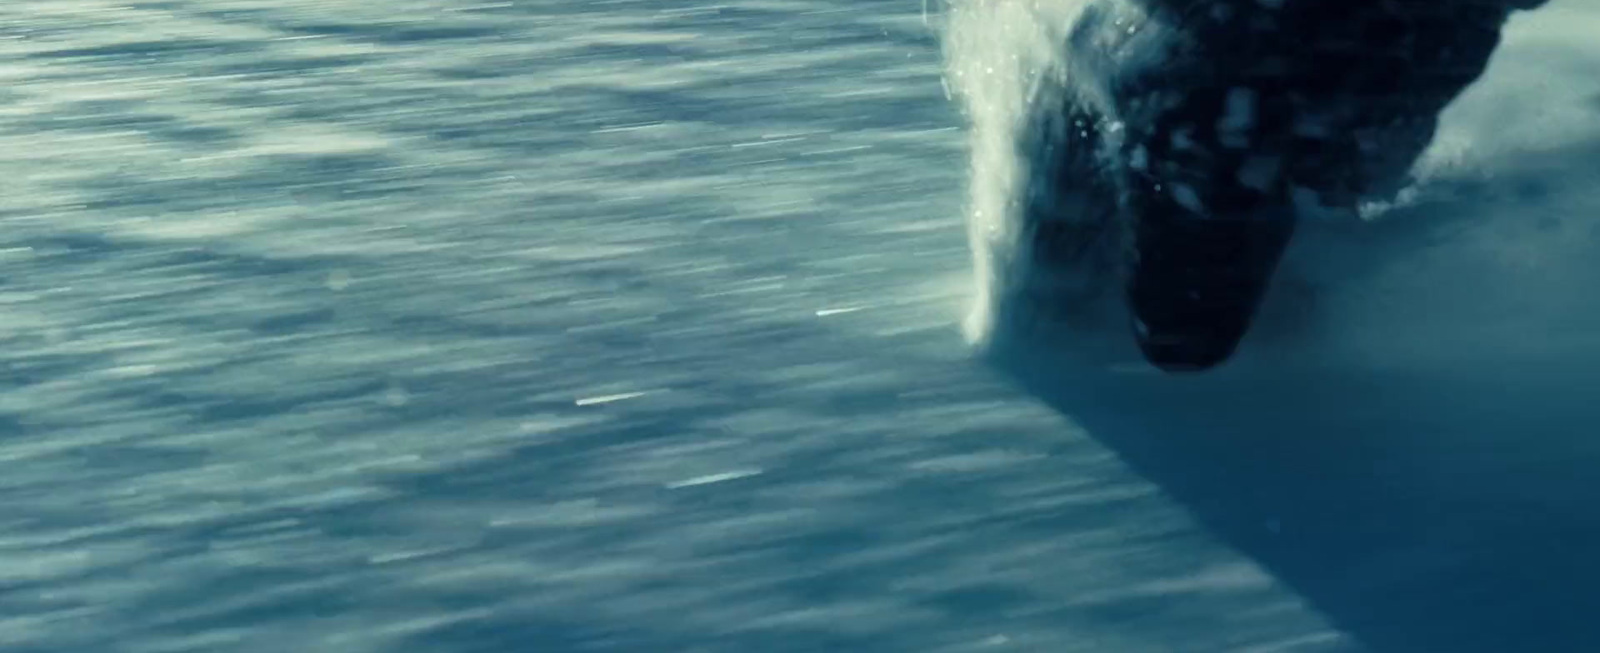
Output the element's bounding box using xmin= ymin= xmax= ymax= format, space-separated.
xmin=1075 ymin=0 xmax=1546 ymax=371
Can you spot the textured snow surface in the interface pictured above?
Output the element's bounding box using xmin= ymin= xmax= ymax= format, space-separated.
xmin=0 ymin=1 xmax=1596 ymax=651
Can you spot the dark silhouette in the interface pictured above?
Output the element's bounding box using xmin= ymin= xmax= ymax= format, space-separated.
xmin=1029 ymin=0 xmax=1550 ymax=371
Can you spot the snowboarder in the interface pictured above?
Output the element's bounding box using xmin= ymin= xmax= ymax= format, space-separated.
xmin=1053 ymin=0 xmax=1551 ymax=370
